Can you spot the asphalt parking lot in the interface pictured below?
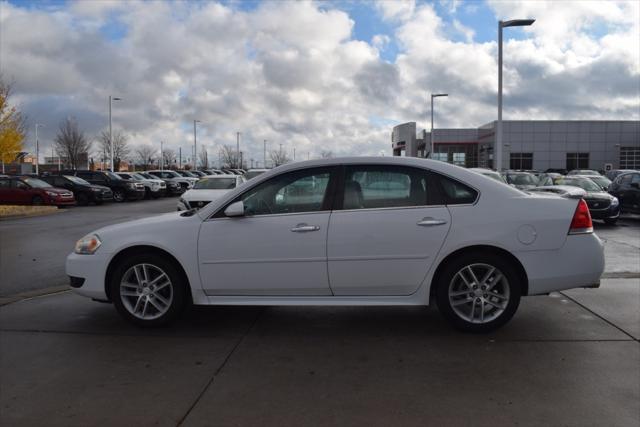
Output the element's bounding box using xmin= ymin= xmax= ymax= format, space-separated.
xmin=1 ymin=201 xmax=639 ymax=426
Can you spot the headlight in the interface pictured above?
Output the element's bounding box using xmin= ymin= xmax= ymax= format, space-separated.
xmin=75 ymin=234 xmax=102 ymax=255
xmin=46 ymin=191 xmax=58 ymax=197
xmin=92 ymin=188 xmax=102 ymax=192
xmin=611 ymin=197 xmax=619 ymax=207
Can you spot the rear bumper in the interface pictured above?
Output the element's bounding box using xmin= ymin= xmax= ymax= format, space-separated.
xmin=517 ymin=233 xmax=605 ymax=295
xmin=589 ymin=205 xmax=620 ymax=220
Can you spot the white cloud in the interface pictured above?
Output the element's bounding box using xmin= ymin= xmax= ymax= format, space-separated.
xmin=375 ymin=0 xmax=415 ymax=22
xmin=0 ymin=0 xmax=638 ymax=164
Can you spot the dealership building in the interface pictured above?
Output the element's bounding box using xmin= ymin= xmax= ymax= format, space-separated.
xmin=391 ymin=120 xmax=640 ymax=171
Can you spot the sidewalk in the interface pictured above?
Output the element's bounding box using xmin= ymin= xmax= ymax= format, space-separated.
xmin=1 ymin=279 xmax=638 ymax=426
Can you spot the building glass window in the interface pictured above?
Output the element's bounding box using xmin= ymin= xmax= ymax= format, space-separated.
xmin=566 ymin=153 xmax=589 ymax=171
xmin=510 ymin=153 xmax=533 ymax=170
xmin=620 ymin=146 xmax=640 ymax=169
xmin=452 ymin=152 xmax=465 ymax=166
xmin=433 ymin=152 xmax=448 ymax=162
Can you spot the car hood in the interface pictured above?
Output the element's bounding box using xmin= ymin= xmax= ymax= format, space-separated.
xmin=182 ymin=189 xmax=231 ymax=201
xmin=92 ymin=212 xmax=192 ymax=240
xmin=46 ymin=187 xmax=73 ymax=194
xmin=89 ymin=184 xmax=111 ymax=191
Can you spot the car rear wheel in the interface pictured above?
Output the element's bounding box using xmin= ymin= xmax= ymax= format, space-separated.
xmin=113 ymin=189 xmax=125 ymax=203
xmin=32 ymin=196 xmax=44 ymax=205
xmin=435 ymin=253 xmax=521 ymax=333
xmin=110 ymin=254 xmax=188 ymax=327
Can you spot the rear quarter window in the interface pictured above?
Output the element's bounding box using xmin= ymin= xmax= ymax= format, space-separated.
xmin=434 ymin=173 xmax=478 ymax=205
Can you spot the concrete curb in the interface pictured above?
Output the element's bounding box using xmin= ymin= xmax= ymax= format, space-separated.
xmin=0 ymin=207 xmax=63 ymax=221
xmin=0 ymin=285 xmax=69 ymax=306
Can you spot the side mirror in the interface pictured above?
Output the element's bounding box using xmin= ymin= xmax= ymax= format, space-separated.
xmin=224 ymin=201 xmax=245 ymax=217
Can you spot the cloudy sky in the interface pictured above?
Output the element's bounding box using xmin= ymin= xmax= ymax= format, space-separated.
xmin=1 ymin=0 xmax=638 ymax=165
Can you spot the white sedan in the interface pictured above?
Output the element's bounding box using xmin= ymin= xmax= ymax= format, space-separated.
xmin=177 ymin=175 xmax=246 ymax=211
xmin=67 ymin=157 xmax=604 ymax=332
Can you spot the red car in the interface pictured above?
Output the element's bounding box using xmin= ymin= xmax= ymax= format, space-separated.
xmin=0 ymin=176 xmax=76 ymax=207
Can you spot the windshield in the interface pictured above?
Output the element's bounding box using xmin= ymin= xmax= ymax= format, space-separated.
xmin=138 ymin=173 xmax=153 ymax=179
xmin=245 ymin=170 xmax=267 ymax=180
xmin=65 ymin=175 xmax=90 ymax=185
xmin=23 ymin=177 xmax=52 ymax=188
xmin=181 ymin=171 xmax=196 ymax=177
xmin=194 ymin=177 xmax=237 ymax=190
xmin=559 ymin=178 xmax=601 ymax=192
xmin=481 ymin=172 xmax=506 ymax=184
xmin=132 ymin=173 xmax=147 ymax=180
xmin=506 ymin=174 xmax=537 ymax=185
xmin=105 ymin=172 xmax=122 ymax=180
xmin=590 ymin=176 xmax=611 ymax=188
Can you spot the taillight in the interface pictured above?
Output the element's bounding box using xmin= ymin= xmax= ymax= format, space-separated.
xmin=569 ymin=199 xmax=593 ymax=234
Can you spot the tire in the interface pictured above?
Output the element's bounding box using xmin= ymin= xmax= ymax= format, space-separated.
xmin=32 ymin=196 xmax=44 ymax=205
xmin=113 ymin=189 xmax=126 ymax=203
xmin=435 ymin=252 xmax=522 ymax=333
xmin=604 ymin=218 xmax=617 ymax=225
xmin=110 ymin=253 xmax=188 ymax=327
xmin=77 ymin=193 xmax=89 ymax=206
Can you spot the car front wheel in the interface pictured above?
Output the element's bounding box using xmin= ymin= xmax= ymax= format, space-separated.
xmin=435 ymin=253 xmax=521 ymax=333
xmin=110 ymin=254 xmax=188 ymax=327
xmin=113 ymin=189 xmax=125 ymax=202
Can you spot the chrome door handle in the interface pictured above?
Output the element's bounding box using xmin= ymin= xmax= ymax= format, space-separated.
xmin=417 ymin=217 xmax=447 ymax=226
xmin=291 ymin=223 xmax=320 ymax=232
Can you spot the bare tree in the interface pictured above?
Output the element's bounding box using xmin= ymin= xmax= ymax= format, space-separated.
xmin=162 ymin=148 xmax=177 ymax=169
xmin=219 ymin=145 xmax=241 ymax=169
xmin=270 ymin=146 xmax=291 ymax=167
xmin=54 ymin=117 xmax=91 ymax=170
xmin=320 ymin=150 xmax=333 ymax=159
xmin=98 ymin=129 xmax=129 ymax=171
xmin=198 ymin=146 xmax=209 ymax=169
xmin=135 ymin=145 xmax=156 ymax=170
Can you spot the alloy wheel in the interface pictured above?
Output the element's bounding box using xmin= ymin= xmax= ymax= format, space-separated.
xmin=119 ymin=263 xmax=174 ymax=320
xmin=448 ymin=263 xmax=510 ymax=324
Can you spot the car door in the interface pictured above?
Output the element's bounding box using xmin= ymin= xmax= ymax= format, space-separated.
xmin=327 ymin=164 xmax=451 ymax=296
xmin=0 ymin=178 xmax=12 ymax=202
xmin=198 ymin=166 xmax=338 ymax=296
xmin=10 ymin=179 xmax=32 ymax=204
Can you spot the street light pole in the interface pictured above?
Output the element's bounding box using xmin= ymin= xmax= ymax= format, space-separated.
xmin=35 ymin=123 xmax=44 ymax=174
xmin=193 ymin=120 xmax=200 ymax=170
xmin=160 ymin=141 xmax=164 ymax=171
xmin=109 ymin=95 xmax=122 ymax=172
xmin=264 ymin=139 xmax=267 ymax=168
xmin=430 ymin=93 xmax=448 ymax=160
xmin=497 ymin=18 xmax=535 ymax=171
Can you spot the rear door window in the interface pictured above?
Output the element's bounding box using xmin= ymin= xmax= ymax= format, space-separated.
xmin=340 ymin=165 xmax=432 ymax=210
xmin=434 ymin=173 xmax=478 ymax=205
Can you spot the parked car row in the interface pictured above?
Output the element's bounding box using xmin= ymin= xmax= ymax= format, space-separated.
xmin=469 ymin=167 xmax=640 ymax=225
xmin=0 ymin=168 xmax=271 ymax=208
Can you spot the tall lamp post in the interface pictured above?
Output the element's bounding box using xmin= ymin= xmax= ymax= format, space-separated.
xmin=109 ymin=95 xmax=122 ymax=172
xmin=35 ymin=123 xmax=44 ymax=174
xmin=497 ymin=18 xmax=535 ymax=171
xmin=263 ymin=139 xmax=267 ymax=168
xmin=430 ymin=93 xmax=448 ymax=159
xmin=193 ymin=120 xmax=201 ymax=170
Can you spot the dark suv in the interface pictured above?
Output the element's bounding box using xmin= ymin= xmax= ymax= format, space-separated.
xmin=63 ymin=170 xmax=145 ymax=202
xmin=40 ymin=174 xmax=113 ymax=205
xmin=608 ymin=172 xmax=640 ymax=215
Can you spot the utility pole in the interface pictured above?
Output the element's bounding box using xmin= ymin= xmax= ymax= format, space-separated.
xmin=293 ymin=147 xmax=296 ymax=161
xmin=236 ymin=132 xmax=241 ymax=169
xmin=264 ymin=139 xmax=267 ymax=168
xmin=193 ymin=120 xmax=200 ymax=170
xmin=179 ymin=147 xmax=182 ymax=169
xmin=35 ymin=123 xmax=44 ymax=174
xmin=108 ymin=95 xmax=122 ymax=172
xmin=160 ymin=141 xmax=164 ymax=171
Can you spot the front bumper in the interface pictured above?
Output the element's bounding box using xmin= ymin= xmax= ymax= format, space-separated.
xmin=589 ymin=205 xmax=620 ymax=220
xmin=125 ymin=189 xmax=146 ymax=200
xmin=66 ymin=251 xmax=110 ymax=300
